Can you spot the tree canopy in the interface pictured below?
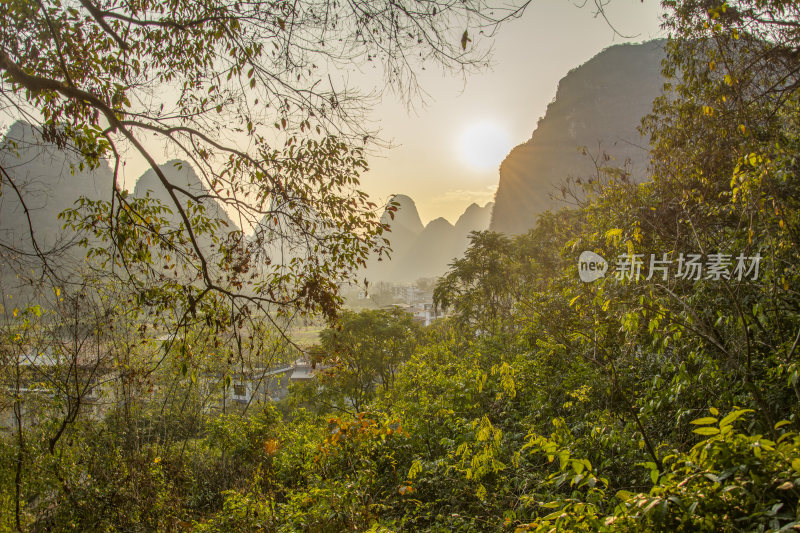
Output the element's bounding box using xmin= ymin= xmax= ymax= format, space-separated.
xmin=0 ymin=0 xmax=524 ymax=325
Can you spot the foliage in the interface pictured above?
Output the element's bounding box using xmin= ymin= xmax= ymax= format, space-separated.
xmin=294 ymin=308 xmax=421 ymax=413
xmin=0 ymin=0 xmax=527 ymax=326
xmin=3 ymin=0 xmax=800 ymax=530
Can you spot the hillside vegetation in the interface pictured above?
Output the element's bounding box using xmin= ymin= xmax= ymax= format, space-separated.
xmin=2 ymin=0 xmax=800 ymax=531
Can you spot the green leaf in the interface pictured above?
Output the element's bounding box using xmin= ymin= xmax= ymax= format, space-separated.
xmin=719 ymin=409 xmax=753 ymax=427
xmin=407 ymin=460 xmax=423 ymax=480
xmin=616 ymin=490 xmax=634 ymax=501
xmin=691 ymin=417 xmax=718 ymax=425
xmin=693 ymin=427 xmax=720 ymax=436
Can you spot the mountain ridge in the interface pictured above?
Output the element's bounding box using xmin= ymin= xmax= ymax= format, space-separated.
xmin=365 ymin=196 xmax=494 ymax=283
xmin=490 ymin=40 xmax=666 ymax=234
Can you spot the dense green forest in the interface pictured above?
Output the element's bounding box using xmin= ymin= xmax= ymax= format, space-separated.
xmin=3 ymin=0 xmax=800 ymax=531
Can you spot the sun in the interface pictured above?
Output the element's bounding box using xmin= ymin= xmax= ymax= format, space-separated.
xmin=457 ymin=121 xmax=512 ymax=172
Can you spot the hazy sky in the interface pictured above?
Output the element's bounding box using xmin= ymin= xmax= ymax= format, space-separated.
xmin=358 ymin=0 xmax=666 ymax=224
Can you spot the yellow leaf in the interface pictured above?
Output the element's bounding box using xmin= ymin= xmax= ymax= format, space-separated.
xmin=693 ymin=427 xmax=720 ymax=435
xmin=460 ymin=29 xmax=471 ymax=50
xmin=263 ymin=439 xmax=280 ymax=455
xmin=626 ymin=240 xmax=635 ymax=254
xmin=605 ymin=227 xmax=623 ymax=245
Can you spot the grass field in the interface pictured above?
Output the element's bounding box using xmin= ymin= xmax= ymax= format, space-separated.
xmin=287 ymin=326 xmax=322 ymax=346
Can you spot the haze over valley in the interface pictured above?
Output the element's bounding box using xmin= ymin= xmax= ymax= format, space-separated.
xmin=1 ymin=41 xmax=666 ymax=286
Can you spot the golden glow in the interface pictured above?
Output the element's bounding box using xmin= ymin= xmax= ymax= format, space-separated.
xmin=458 ymin=121 xmax=512 ymax=172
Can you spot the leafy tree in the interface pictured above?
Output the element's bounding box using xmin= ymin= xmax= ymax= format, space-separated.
xmin=0 ymin=0 xmax=527 ymax=327
xmin=434 ymin=231 xmax=517 ymax=335
xmin=630 ymin=0 xmax=800 ymax=433
xmin=304 ymin=308 xmax=421 ymax=412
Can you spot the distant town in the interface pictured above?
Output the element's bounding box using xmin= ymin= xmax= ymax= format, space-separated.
xmin=342 ymin=278 xmax=445 ymax=327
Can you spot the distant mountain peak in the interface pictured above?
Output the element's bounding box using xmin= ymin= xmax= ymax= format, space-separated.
xmin=425 ymin=217 xmax=454 ymax=230
xmin=132 ymin=160 xmax=233 ymax=233
xmin=455 ymin=201 xmax=494 ymax=234
xmin=364 ymin=196 xmax=494 ymax=283
xmin=0 ymin=120 xmax=114 ymax=262
xmin=391 ymin=193 xmax=414 ymax=203
xmin=381 ymin=194 xmax=424 ymax=236
xmin=2 ymin=120 xmax=37 ymax=145
xmin=134 ymin=159 xmax=207 ymax=197
xmin=491 ymin=40 xmax=665 ymax=234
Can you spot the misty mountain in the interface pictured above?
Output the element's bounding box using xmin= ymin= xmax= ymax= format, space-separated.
xmin=380 ymin=194 xmax=424 ymax=261
xmin=389 ymin=217 xmax=461 ymax=281
xmin=366 ymin=196 xmax=494 ymax=283
xmin=383 ymin=194 xmax=425 ymax=235
xmin=0 ymin=121 xmax=113 ymax=275
xmin=133 ymin=159 xmax=234 ymax=234
xmin=0 ymin=124 xmax=236 ymax=287
xmin=455 ymin=201 xmax=494 ymax=245
xmin=491 ymin=40 xmax=666 ymax=234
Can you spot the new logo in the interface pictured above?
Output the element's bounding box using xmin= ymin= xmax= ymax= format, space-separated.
xmin=578 ymin=251 xmax=608 ymax=282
